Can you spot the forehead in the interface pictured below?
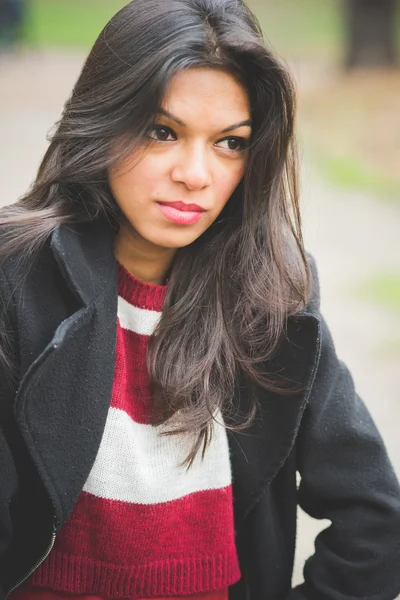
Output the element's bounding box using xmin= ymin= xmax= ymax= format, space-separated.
xmin=162 ymin=67 xmax=251 ymax=125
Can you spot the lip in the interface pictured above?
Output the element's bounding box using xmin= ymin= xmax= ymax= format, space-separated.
xmin=157 ymin=201 xmax=206 ymax=213
xmin=156 ymin=202 xmax=204 ymax=225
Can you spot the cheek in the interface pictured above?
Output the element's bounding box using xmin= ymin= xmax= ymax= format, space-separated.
xmin=213 ymin=164 xmax=246 ymax=209
xmin=109 ymin=154 xmax=165 ymax=205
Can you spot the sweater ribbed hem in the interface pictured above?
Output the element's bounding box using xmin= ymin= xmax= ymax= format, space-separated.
xmin=117 ymin=262 xmax=167 ymax=311
xmin=29 ymin=551 xmax=241 ymax=598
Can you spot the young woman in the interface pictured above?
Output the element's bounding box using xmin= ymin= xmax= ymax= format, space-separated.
xmin=1 ymin=1 xmax=399 ymax=599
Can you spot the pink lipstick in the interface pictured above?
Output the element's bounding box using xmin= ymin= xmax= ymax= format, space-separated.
xmin=157 ymin=201 xmax=205 ymax=225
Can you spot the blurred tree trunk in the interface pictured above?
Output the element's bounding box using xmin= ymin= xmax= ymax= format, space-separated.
xmin=346 ymin=0 xmax=397 ymax=68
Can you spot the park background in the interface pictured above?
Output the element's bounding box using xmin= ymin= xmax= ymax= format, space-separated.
xmin=1 ymin=0 xmax=400 ymax=589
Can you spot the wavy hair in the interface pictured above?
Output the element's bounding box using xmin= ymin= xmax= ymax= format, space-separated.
xmin=0 ymin=0 xmax=311 ymax=466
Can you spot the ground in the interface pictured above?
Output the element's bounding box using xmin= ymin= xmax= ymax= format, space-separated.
xmin=1 ymin=49 xmax=399 ymax=589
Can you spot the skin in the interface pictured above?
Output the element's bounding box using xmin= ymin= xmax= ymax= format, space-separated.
xmin=110 ymin=67 xmax=252 ymax=285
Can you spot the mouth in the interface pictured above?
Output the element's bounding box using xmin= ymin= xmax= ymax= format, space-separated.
xmin=157 ymin=201 xmax=205 ymax=213
xmin=156 ymin=201 xmax=205 ymax=225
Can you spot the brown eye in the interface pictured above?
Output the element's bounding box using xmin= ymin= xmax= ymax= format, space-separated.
xmin=148 ymin=125 xmax=176 ymax=142
xmin=227 ymin=138 xmax=241 ymax=150
xmin=216 ymin=137 xmax=249 ymax=152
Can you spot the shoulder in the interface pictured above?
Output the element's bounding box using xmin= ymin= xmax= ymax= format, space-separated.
xmin=0 ymin=224 xmax=75 ymax=330
xmin=0 ymin=226 xmax=55 ymax=289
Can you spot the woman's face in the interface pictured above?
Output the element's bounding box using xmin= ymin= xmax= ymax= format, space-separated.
xmin=108 ymin=67 xmax=251 ymax=252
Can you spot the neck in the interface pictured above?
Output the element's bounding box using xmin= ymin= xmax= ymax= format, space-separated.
xmin=114 ymin=223 xmax=175 ymax=285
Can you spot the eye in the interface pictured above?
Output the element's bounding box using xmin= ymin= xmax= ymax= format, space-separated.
xmin=216 ymin=137 xmax=249 ymax=152
xmin=148 ymin=125 xmax=177 ymax=142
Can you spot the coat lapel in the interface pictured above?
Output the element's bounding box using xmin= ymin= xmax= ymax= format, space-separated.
xmin=15 ymin=219 xmax=118 ymax=526
xmin=228 ymin=313 xmax=321 ymax=529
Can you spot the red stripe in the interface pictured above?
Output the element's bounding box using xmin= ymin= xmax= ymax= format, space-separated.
xmin=11 ymin=587 xmax=228 ymax=600
xmin=111 ymin=321 xmax=153 ymax=424
xmin=44 ymin=487 xmax=236 ymax=564
xmin=30 ymin=487 xmax=239 ymax=595
xmin=118 ymin=263 xmax=167 ymax=311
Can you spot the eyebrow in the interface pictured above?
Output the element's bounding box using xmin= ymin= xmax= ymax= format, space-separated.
xmin=158 ymin=108 xmax=252 ymax=133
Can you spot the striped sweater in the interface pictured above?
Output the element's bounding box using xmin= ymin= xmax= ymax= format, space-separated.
xmin=27 ymin=263 xmax=241 ymax=598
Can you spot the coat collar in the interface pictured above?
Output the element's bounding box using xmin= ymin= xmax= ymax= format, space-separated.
xmin=50 ymin=217 xmax=118 ymax=307
xmin=51 ymin=219 xmax=321 ymax=528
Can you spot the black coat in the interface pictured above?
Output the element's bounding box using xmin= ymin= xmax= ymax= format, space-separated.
xmin=0 ymin=219 xmax=399 ymax=600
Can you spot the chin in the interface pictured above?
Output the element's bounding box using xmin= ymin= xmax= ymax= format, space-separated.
xmin=146 ymin=221 xmax=206 ymax=246
xmin=147 ymin=230 xmax=202 ymax=250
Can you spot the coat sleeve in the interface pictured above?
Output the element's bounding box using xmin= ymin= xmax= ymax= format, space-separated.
xmin=0 ymin=265 xmax=20 ymax=596
xmin=288 ymin=257 xmax=400 ymax=600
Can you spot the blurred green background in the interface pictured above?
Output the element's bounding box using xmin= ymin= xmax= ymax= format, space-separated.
xmin=23 ymin=0 xmax=345 ymax=56
xmin=20 ymin=0 xmax=400 ymax=60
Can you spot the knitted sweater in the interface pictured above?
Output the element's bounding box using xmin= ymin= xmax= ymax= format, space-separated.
xmin=25 ymin=264 xmax=241 ymax=599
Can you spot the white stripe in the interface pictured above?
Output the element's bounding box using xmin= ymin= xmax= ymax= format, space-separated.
xmin=118 ymin=296 xmax=161 ymax=336
xmin=84 ymin=407 xmax=232 ymax=504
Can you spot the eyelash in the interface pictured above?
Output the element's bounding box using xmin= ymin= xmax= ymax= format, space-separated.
xmin=148 ymin=125 xmax=249 ymax=153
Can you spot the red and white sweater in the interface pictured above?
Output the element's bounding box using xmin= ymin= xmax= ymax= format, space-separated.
xmin=27 ymin=264 xmax=241 ymax=599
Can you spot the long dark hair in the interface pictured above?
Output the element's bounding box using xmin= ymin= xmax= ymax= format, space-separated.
xmin=0 ymin=0 xmax=311 ymax=465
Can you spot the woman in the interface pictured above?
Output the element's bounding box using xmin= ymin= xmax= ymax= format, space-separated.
xmin=0 ymin=0 xmax=399 ymax=599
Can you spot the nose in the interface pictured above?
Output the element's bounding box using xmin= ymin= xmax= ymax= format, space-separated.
xmin=170 ymin=143 xmax=212 ymax=191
